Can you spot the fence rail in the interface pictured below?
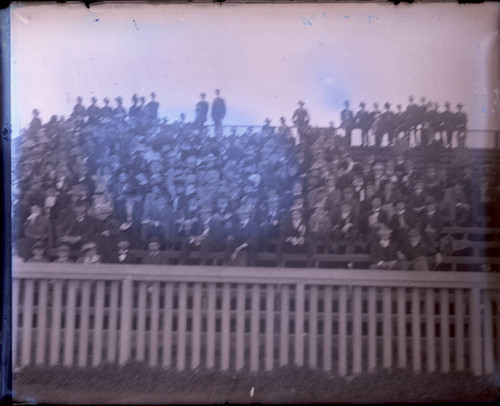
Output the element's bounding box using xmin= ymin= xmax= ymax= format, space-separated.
xmin=13 ymin=263 xmax=500 ymax=377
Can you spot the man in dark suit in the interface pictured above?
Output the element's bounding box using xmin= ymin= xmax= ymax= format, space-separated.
xmin=454 ymin=103 xmax=467 ymax=147
xmin=145 ymin=92 xmax=159 ymax=122
xmin=439 ymin=102 xmax=454 ymax=147
xmin=340 ymin=100 xmax=354 ymax=146
xmin=112 ymin=234 xmax=138 ymax=264
xmin=405 ymin=96 xmax=419 ymax=145
xmin=194 ymin=92 xmax=209 ymax=127
xmin=355 ymin=102 xmax=371 ymax=146
xmin=292 ymin=100 xmax=310 ymax=144
xmin=227 ymin=204 xmax=258 ymax=266
xmin=86 ymin=97 xmax=101 ymax=126
xmin=141 ymin=236 xmax=168 ymax=265
xmin=211 ymin=89 xmax=226 ymax=134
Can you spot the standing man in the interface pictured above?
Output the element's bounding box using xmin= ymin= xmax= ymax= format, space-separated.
xmin=292 ymin=100 xmax=310 ymax=145
xmin=405 ymin=95 xmax=419 ymax=146
xmin=340 ymin=100 xmax=354 ymax=146
xmin=440 ymin=102 xmax=454 ymax=148
xmin=355 ymin=102 xmax=371 ymax=147
xmin=211 ymin=89 xmax=226 ymax=134
xmin=194 ymin=92 xmax=209 ymax=128
xmin=454 ymin=103 xmax=467 ymax=147
xmin=145 ymin=92 xmax=159 ymax=122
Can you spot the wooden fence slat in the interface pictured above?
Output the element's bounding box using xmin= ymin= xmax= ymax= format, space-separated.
xmin=220 ymin=283 xmax=231 ymax=371
xmin=149 ymin=282 xmax=160 ymax=367
xmin=177 ymin=282 xmax=188 ymax=371
xmin=191 ymin=283 xmax=202 ymax=370
xmin=35 ymin=280 xmax=48 ymax=365
xmin=136 ymin=282 xmax=147 ymax=361
xmin=13 ymin=279 xmax=20 ymax=369
xmin=352 ymin=286 xmax=362 ymax=374
xmin=49 ymin=280 xmax=63 ymax=366
xmin=323 ymin=286 xmax=333 ymax=373
xmin=454 ymin=289 xmax=465 ymax=371
xmin=295 ymin=283 xmax=305 ymax=367
xmin=162 ymin=283 xmax=173 ymax=367
xmin=338 ymin=286 xmax=347 ymax=376
xmin=470 ymin=288 xmax=483 ymax=376
xmin=235 ymin=284 xmax=246 ymax=371
xmin=119 ymin=278 xmax=133 ymax=365
xmin=265 ymin=284 xmax=275 ymax=372
xmin=440 ymin=289 xmax=450 ymax=372
xmin=21 ymin=280 xmax=34 ymax=367
xmin=483 ymin=290 xmax=494 ymax=374
xmin=308 ymin=286 xmax=318 ymax=370
xmin=250 ymin=284 xmax=260 ymax=372
xmin=411 ymin=288 xmax=421 ymax=373
xmin=92 ymin=281 xmax=105 ymax=367
xmin=397 ymin=287 xmax=407 ymax=369
xmin=368 ymin=287 xmax=377 ymax=372
xmin=382 ymin=287 xmax=392 ymax=369
xmin=107 ymin=282 xmax=119 ymax=363
xmin=206 ymin=283 xmax=217 ymax=369
xmin=63 ymin=280 xmax=78 ymax=367
xmin=77 ymin=280 xmax=91 ymax=367
xmin=426 ymin=288 xmax=436 ymax=372
xmin=279 ymin=285 xmax=290 ymax=367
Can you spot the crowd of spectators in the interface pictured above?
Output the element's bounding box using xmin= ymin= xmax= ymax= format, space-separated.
xmin=12 ymin=94 xmax=500 ymax=270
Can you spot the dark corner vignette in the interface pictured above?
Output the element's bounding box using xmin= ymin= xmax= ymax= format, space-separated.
xmin=0 ymin=6 xmax=12 ymax=406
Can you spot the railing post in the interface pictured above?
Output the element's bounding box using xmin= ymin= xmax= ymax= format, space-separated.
xmin=294 ymin=283 xmax=305 ymax=367
xmin=470 ymin=287 xmax=483 ymax=376
xmin=119 ymin=277 xmax=133 ymax=366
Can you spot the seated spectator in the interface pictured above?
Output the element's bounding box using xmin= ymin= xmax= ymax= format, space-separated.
xmin=23 ymin=203 xmax=53 ymax=250
xmin=27 ymin=241 xmax=50 ymax=263
xmin=57 ymin=198 xmax=95 ymax=251
xmin=308 ymin=201 xmax=332 ymax=249
xmin=399 ymin=227 xmax=443 ymax=271
xmin=370 ymin=225 xmax=408 ymax=270
xmin=389 ymin=195 xmax=417 ymax=240
xmin=227 ymin=204 xmax=258 ymax=266
xmin=442 ymin=180 xmax=471 ymax=226
xmin=141 ymin=236 xmax=168 ymax=265
xmin=77 ymin=241 xmax=102 ymax=264
xmin=113 ymin=234 xmax=137 ymax=264
xmin=281 ymin=206 xmax=307 ymax=253
xmin=419 ymin=195 xmax=444 ymax=248
xmin=53 ymin=244 xmax=74 ymax=263
xmin=331 ymin=200 xmax=361 ymax=254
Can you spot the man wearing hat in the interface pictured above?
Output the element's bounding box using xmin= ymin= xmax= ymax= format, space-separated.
xmin=340 ymin=100 xmax=355 ymax=146
xmin=113 ymin=96 xmax=127 ymax=121
xmin=292 ymin=100 xmax=310 ymax=144
xmin=53 ymin=244 xmax=74 ymax=263
xmin=194 ymin=92 xmax=209 ymax=128
xmin=77 ymin=241 xmax=102 ymax=264
xmin=439 ymin=101 xmax=454 ymax=147
xmin=227 ymin=204 xmax=258 ymax=266
xmin=454 ymin=103 xmax=467 ymax=147
xmin=389 ymin=195 xmax=417 ymax=241
xmin=419 ymin=195 xmax=444 ymax=248
xmin=29 ymin=109 xmax=42 ymax=134
xmin=57 ymin=198 xmax=96 ymax=251
xmin=112 ymin=234 xmax=137 ymax=264
xmin=27 ymin=241 xmax=50 ymax=263
xmin=145 ymin=92 xmax=159 ymax=122
xmin=141 ymin=236 xmax=168 ymax=265
xmin=400 ymin=227 xmax=442 ymax=271
xmin=354 ymin=102 xmax=371 ymax=146
xmin=100 ymin=97 xmax=113 ymax=124
xmin=71 ymin=96 xmax=86 ymax=125
xmin=86 ymin=96 xmax=101 ymax=126
xmin=211 ymin=89 xmax=226 ymax=134
xmin=128 ymin=94 xmax=140 ymax=123
xmin=404 ymin=96 xmax=420 ymax=145
xmin=369 ymin=224 xmax=408 ymax=270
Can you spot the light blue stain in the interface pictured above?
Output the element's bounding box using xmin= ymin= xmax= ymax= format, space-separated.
xmin=322 ymin=12 xmax=327 ymax=17
xmin=481 ymin=107 xmax=486 ymax=113
xmin=344 ymin=15 xmax=350 ymax=19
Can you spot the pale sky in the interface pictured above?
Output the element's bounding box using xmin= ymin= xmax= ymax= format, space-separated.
xmin=10 ymin=2 xmax=500 ymax=134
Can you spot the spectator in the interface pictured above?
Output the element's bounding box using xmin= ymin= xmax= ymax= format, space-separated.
xmin=53 ymin=244 xmax=73 ymax=264
xmin=194 ymin=92 xmax=209 ymax=127
xmin=211 ymin=89 xmax=226 ymax=133
xmin=400 ymin=227 xmax=442 ymax=271
xmin=370 ymin=225 xmax=407 ymax=270
xmin=77 ymin=241 xmax=102 ymax=264
xmin=27 ymin=241 xmax=50 ymax=263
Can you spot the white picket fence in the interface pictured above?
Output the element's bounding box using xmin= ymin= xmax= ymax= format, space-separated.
xmin=13 ymin=263 xmax=500 ymax=376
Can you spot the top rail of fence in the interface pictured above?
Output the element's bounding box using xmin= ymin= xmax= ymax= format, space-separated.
xmin=13 ymin=262 xmax=500 ymax=289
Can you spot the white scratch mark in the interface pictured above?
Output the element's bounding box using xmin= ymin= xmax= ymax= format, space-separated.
xmin=178 ymin=17 xmax=185 ymax=22
xmin=13 ymin=10 xmax=30 ymax=25
xmin=282 ymin=53 xmax=292 ymax=64
xmin=250 ymin=387 xmax=255 ymax=397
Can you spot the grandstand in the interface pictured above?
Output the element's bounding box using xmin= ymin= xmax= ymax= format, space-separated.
xmin=12 ymin=96 xmax=500 ymax=272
